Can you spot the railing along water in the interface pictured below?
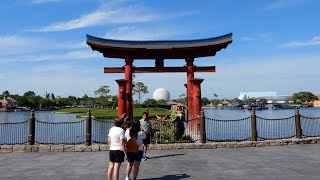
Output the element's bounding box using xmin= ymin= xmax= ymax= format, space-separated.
xmin=256 ymin=116 xmax=296 ymax=140
xmin=206 ymin=117 xmax=251 ymax=141
xmin=301 ymin=115 xmax=320 ymax=137
xmin=92 ymin=120 xmax=114 ymax=144
xmin=35 ymin=120 xmax=85 ymax=144
xmin=2 ymin=109 xmax=320 ymax=145
xmin=0 ymin=120 xmax=28 ymax=145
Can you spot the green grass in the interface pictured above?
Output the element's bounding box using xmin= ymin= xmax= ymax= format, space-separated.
xmin=56 ymin=107 xmax=170 ymax=120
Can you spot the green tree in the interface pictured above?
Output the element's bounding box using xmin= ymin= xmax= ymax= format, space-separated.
xmin=66 ymin=96 xmax=77 ymax=106
xmin=24 ymin=91 xmax=36 ymax=97
xmin=292 ymin=92 xmax=318 ymax=103
xmin=133 ymin=82 xmax=148 ymax=103
xmin=157 ymin=99 xmax=167 ymax=105
xmin=232 ymin=98 xmax=242 ymax=103
xmin=21 ymin=91 xmax=40 ymax=109
xmin=95 ymin=85 xmax=110 ymax=107
xmin=202 ymin=97 xmax=210 ymax=105
xmin=143 ymin=98 xmax=157 ymax=107
xmin=210 ymin=99 xmax=221 ymax=106
xmin=244 ymin=98 xmax=256 ymax=105
xmin=2 ymin=90 xmax=10 ymax=98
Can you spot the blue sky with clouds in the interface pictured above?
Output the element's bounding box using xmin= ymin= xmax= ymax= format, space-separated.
xmin=1 ymin=0 xmax=320 ymax=100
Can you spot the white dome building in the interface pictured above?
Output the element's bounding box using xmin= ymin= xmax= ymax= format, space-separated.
xmin=153 ymin=88 xmax=170 ymax=102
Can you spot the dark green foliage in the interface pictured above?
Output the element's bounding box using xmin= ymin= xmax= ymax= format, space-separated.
xmin=292 ymin=92 xmax=318 ymax=103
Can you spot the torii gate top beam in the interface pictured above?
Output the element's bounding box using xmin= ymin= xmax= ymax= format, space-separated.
xmin=86 ymin=33 xmax=232 ymax=59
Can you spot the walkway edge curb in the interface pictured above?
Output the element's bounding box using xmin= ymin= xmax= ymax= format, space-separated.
xmin=1 ymin=137 xmax=319 ymax=153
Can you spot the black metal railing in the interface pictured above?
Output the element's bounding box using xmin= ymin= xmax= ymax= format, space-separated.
xmin=206 ymin=117 xmax=251 ymax=141
xmin=92 ymin=119 xmax=114 ymax=144
xmin=256 ymin=116 xmax=296 ymax=140
xmin=301 ymin=115 xmax=320 ymax=137
xmin=35 ymin=120 xmax=86 ymax=144
xmin=0 ymin=120 xmax=28 ymax=145
xmin=1 ymin=108 xmax=320 ymax=145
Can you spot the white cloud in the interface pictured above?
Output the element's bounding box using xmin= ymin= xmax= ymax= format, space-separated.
xmin=265 ymin=0 xmax=304 ymax=10
xmin=128 ymin=54 xmax=320 ymax=100
xmin=104 ymin=26 xmax=179 ymax=40
xmin=31 ymin=4 xmax=161 ymax=32
xmin=197 ymin=55 xmax=320 ymax=98
xmin=280 ymin=36 xmax=320 ymax=48
xmin=31 ymin=64 xmax=72 ymax=73
xmin=0 ymin=50 xmax=101 ymax=63
xmin=0 ymin=35 xmax=86 ymax=55
xmin=31 ymin=0 xmax=61 ymax=4
xmin=240 ymin=33 xmax=272 ymax=42
xmin=2 ymin=54 xmax=320 ymax=99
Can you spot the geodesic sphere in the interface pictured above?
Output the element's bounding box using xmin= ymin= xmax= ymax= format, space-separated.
xmin=152 ymin=88 xmax=170 ymax=101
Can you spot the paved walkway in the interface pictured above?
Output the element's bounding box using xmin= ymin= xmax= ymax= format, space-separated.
xmin=0 ymin=144 xmax=319 ymax=180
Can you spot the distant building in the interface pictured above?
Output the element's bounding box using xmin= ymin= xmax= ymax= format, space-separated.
xmin=238 ymin=91 xmax=291 ymax=101
xmin=238 ymin=91 xmax=277 ymax=100
xmin=1 ymin=96 xmax=18 ymax=109
xmin=314 ymin=100 xmax=320 ymax=107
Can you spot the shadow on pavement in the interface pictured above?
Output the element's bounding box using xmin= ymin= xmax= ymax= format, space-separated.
xmin=140 ymin=173 xmax=190 ymax=180
xmin=148 ymin=153 xmax=185 ymax=159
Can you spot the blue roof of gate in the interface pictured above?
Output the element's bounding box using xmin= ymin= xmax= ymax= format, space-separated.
xmin=86 ymin=33 xmax=232 ymax=46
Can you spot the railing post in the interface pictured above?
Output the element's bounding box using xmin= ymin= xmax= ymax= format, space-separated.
xmin=86 ymin=109 xmax=92 ymax=146
xmin=295 ymin=107 xmax=302 ymax=139
xmin=251 ymin=108 xmax=257 ymax=141
xmin=28 ymin=110 xmax=35 ymax=145
xmin=200 ymin=110 xmax=206 ymax=143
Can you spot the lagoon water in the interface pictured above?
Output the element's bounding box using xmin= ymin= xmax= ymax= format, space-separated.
xmin=1 ymin=108 xmax=320 ymax=144
xmin=1 ymin=108 xmax=320 ymax=123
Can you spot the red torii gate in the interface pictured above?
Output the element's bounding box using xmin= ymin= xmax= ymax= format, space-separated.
xmin=86 ymin=33 xmax=232 ymax=122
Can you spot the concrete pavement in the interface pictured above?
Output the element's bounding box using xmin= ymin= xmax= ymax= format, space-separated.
xmin=0 ymin=144 xmax=319 ymax=180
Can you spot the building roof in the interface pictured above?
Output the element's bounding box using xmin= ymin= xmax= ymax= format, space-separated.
xmin=86 ymin=33 xmax=233 ymax=59
xmin=238 ymin=91 xmax=278 ymax=100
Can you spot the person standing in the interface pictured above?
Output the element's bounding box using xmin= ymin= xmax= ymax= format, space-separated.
xmin=125 ymin=120 xmax=146 ymax=180
xmin=139 ymin=112 xmax=152 ymax=161
xmin=107 ymin=116 xmax=127 ymax=180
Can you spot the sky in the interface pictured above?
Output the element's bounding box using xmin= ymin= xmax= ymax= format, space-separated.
xmin=1 ymin=0 xmax=320 ymax=101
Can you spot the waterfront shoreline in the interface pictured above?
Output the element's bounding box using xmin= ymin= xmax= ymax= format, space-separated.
xmin=1 ymin=137 xmax=319 ymax=153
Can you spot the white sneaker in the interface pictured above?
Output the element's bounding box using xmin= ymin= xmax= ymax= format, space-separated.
xmin=141 ymin=156 xmax=147 ymax=161
xmin=125 ymin=177 xmax=131 ymax=180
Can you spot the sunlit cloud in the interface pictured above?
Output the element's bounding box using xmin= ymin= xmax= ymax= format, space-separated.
xmin=280 ymin=35 xmax=320 ymax=48
xmin=0 ymin=35 xmax=86 ymax=55
xmin=265 ymin=0 xmax=305 ymax=10
xmin=240 ymin=33 xmax=272 ymax=42
xmin=0 ymin=50 xmax=101 ymax=63
xmin=29 ymin=0 xmax=194 ymax=32
xmin=31 ymin=64 xmax=72 ymax=73
xmin=31 ymin=3 xmax=162 ymax=32
xmin=31 ymin=0 xmax=61 ymax=4
xmin=104 ymin=26 xmax=180 ymax=40
xmin=131 ymin=54 xmax=320 ymax=99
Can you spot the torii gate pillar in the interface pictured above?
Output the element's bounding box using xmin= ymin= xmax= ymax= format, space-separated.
xmin=191 ymin=78 xmax=204 ymax=118
xmin=186 ymin=58 xmax=194 ymax=121
xmin=115 ymin=79 xmax=128 ymax=117
xmin=125 ymin=58 xmax=133 ymax=120
xmin=188 ymin=78 xmax=204 ymax=134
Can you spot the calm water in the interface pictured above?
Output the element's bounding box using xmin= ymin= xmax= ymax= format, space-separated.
xmin=0 ymin=108 xmax=320 ymax=144
xmin=204 ymin=107 xmax=320 ymax=120
xmin=0 ymin=111 xmax=84 ymax=123
xmin=1 ymin=108 xmax=320 ymax=123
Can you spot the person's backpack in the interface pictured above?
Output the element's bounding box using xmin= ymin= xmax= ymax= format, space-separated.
xmin=126 ymin=139 xmax=138 ymax=153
